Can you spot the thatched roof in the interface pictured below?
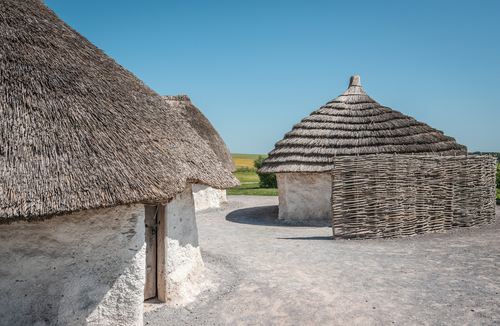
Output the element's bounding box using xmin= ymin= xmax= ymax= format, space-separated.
xmin=259 ymin=75 xmax=467 ymax=173
xmin=162 ymin=95 xmax=236 ymax=172
xmin=0 ymin=0 xmax=239 ymax=223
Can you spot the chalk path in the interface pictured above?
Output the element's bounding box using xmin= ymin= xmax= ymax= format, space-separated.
xmin=144 ymin=196 xmax=500 ymax=326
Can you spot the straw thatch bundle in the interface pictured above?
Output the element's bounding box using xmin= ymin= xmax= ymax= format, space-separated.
xmin=0 ymin=0 xmax=239 ymax=223
xmin=162 ymin=95 xmax=236 ymax=172
xmin=259 ymin=76 xmax=467 ymax=173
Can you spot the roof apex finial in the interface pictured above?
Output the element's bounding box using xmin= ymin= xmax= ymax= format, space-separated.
xmin=349 ymin=75 xmax=361 ymax=87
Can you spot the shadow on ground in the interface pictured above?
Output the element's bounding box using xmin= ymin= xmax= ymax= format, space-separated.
xmin=277 ymin=236 xmax=334 ymax=240
xmin=225 ymin=205 xmax=332 ymax=228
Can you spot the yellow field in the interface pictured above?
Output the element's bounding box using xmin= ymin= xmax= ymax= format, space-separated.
xmin=233 ymin=157 xmax=255 ymax=168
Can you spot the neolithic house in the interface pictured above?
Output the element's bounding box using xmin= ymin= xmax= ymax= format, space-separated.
xmin=258 ymin=75 xmax=467 ymax=221
xmin=0 ymin=1 xmax=239 ymax=325
xmin=163 ymin=95 xmax=236 ymax=210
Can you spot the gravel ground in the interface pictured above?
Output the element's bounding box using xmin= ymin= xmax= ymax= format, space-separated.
xmin=144 ymin=196 xmax=500 ymax=326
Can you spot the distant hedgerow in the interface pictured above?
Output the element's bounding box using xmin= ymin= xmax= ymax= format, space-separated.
xmin=496 ymin=163 xmax=500 ymax=205
xmin=496 ymin=162 xmax=499 ymax=189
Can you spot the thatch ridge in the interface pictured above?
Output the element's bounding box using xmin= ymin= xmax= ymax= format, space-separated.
xmin=162 ymin=95 xmax=236 ymax=172
xmin=0 ymin=0 xmax=239 ymax=223
xmin=258 ymin=75 xmax=467 ymax=174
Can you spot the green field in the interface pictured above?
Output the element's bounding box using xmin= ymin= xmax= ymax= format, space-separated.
xmin=231 ymin=153 xmax=268 ymax=160
xmin=228 ymin=155 xmax=278 ymax=196
xmin=232 ymin=172 xmax=259 ymax=183
xmin=227 ymin=182 xmax=278 ymax=196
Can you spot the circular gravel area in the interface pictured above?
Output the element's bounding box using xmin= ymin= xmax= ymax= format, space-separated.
xmin=144 ymin=196 xmax=500 ymax=326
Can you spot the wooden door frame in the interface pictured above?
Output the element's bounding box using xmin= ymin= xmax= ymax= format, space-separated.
xmin=144 ymin=204 xmax=167 ymax=302
xmin=156 ymin=204 xmax=167 ymax=302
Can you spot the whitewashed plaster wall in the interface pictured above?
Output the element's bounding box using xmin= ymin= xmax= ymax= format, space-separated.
xmin=277 ymin=172 xmax=332 ymax=220
xmin=0 ymin=204 xmax=146 ymax=326
xmin=158 ymin=183 xmax=204 ymax=304
xmin=191 ymin=184 xmax=228 ymax=210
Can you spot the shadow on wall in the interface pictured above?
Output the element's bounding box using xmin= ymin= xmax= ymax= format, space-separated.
xmin=225 ymin=205 xmax=332 ymax=228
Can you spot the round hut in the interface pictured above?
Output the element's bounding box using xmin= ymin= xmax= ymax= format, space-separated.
xmin=0 ymin=1 xmax=239 ymax=325
xmin=258 ymin=75 xmax=467 ymax=221
xmin=163 ymin=95 xmax=236 ymax=210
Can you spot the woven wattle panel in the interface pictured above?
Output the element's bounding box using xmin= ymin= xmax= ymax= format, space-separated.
xmin=331 ymin=154 xmax=496 ymax=239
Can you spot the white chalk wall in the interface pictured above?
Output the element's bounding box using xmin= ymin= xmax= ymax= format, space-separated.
xmin=277 ymin=172 xmax=332 ymax=220
xmin=159 ymin=183 xmax=204 ymax=304
xmin=191 ymin=184 xmax=228 ymax=210
xmin=0 ymin=205 xmax=146 ymax=326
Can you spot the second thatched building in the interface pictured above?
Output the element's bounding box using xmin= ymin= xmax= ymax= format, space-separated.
xmin=258 ymin=75 xmax=467 ymax=221
xmin=163 ymin=95 xmax=237 ymax=210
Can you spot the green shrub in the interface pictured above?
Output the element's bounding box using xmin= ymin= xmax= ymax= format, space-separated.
xmin=254 ymin=155 xmax=277 ymax=188
xmin=496 ymin=162 xmax=500 ymax=189
xmin=253 ymin=155 xmax=264 ymax=170
xmin=497 ymin=163 xmax=500 ymax=205
xmin=258 ymin=173 xmax=277 ymax=188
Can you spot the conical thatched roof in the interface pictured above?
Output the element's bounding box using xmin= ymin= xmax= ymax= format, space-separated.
xmin=259 ymin=75 xmax=467 ymax=173
xmin=162 ymin=95 xmax=236 ymax=172
xmin=0 ymin=0 xmax=239 ymax=223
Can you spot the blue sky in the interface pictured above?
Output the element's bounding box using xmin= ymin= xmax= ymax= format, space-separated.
xmin=44 ymin=0 xmax=500 ymax=154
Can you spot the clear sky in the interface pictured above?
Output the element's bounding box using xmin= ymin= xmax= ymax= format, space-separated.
xmin=44 ymin=0 xmax=499 ymax=154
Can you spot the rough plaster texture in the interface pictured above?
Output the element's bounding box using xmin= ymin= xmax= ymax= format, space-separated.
xmin=0 ymin=205 xmax=146 ymax=326
xmin=277 ymin=172 xmax=332 ymax=220
xmin=192 ymin=184 xmax=228 ymax=210
xmin=161 ymin=184 xmax=204 ymax=304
